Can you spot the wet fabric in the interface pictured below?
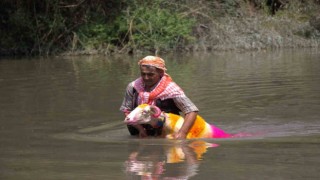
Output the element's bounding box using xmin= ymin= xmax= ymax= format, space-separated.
xmin=138 ymin=56 xmax=167 ymax=71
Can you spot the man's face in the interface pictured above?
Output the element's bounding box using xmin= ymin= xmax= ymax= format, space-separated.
xmin=140 ymin=65 xmax=162 ymax=88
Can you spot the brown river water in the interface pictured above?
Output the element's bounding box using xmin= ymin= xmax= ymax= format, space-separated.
xmin=1 ymin=49 xmax=320 ymax=179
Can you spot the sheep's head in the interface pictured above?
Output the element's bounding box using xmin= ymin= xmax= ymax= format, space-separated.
xmin=124 ymin=104 xmax=161 ymax=125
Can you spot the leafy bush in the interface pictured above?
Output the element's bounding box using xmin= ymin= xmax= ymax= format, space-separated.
xmin=72 ymin=0 xmax=196 ymax=54
xmin=123 ymin=3 xmax=195 ymax=52
xmin=1 ymin=0 xmax=319 ymax=56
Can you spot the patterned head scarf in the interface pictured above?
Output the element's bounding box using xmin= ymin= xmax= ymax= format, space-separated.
xmin=138 ymin=56 xmax=167 ymax=71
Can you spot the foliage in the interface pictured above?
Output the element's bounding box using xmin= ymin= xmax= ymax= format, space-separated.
xmin=74 ymin=0 xmax=196 ymax=54
xmin=214 ymin=0 xmax=241 ymax=16
xmin=0 ymin=0 xmax=319 ymax=56
xmin=0 ymin=0 xmax=124 ymax=56
xmin=121 ymin=1 xmax=196 ymax=52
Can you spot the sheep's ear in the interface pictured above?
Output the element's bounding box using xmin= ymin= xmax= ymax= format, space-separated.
xmin=149 ymin=105 xmax=161 ymax=118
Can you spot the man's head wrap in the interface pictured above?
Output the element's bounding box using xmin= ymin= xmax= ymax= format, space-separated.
xmin=138 ymin=56 xmax=167 ymax=71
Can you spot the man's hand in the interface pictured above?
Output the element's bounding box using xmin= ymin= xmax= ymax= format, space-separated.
xmin=138 ymin=128 xmax=148 ymax=138
xmin=173 ymin=131 xmax=187 ymax=139
xmin=134 ymin=124 xmax=148 ymax=138
xmin=173 ymin=111 xmax=198 ymax=139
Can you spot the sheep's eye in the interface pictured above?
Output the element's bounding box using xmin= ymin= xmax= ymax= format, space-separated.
xmin=141 ymin=110 xmax=150 ymax=116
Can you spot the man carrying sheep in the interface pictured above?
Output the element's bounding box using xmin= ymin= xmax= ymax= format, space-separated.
xmin=120 ymin=55 xmax=199 ymax=139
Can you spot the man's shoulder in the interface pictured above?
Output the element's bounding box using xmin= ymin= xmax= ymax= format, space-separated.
xmin=127 ymin=79 xmax=139 ymax=88
xmin=165 ymin=81 xmax=184 ymax=93
xmin=125 ymin=81 xmax=137 ymax=94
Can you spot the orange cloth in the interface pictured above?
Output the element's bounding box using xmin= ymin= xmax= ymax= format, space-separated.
xmin=134 ymin=74 xmax=183 ymax=105
xmin=138 ymin=56 xmax=167 ymax=71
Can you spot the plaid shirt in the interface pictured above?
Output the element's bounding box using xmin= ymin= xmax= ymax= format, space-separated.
xmin=120 ymin=80 xmax=199 ymax=114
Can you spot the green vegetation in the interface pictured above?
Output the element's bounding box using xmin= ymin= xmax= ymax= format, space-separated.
xmin=0 ymin=0 xmax=319 ymax=56
xmin=75 ymin=0 xmax=195 ymax=54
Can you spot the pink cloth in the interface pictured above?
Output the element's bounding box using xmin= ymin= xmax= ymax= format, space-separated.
xmin=133 ymin=74 xmax=185 ymax=105
xmin=211 ymin=125 xmax=232 ymax=138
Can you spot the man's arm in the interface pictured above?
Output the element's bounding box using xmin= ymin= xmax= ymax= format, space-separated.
xmin=173 ymin=96 xmax=199 ymax=139
xmin=120 ymin=83 xmax=135 ymax=112
xmin=131 ymin=124 xmax=148 ymax=138
xmin=173 ymin=111 xmax=198 ymax=139
xmin=121 ymin=83 xmax=148 ymax=138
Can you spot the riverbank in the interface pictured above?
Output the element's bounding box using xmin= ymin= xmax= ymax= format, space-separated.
xmin=191 ymin=15 xmax=320 ymax=52
xmin=62 ymin=15 xmax=320 ymax=56
xmin=61 ymin=2 xmax=320 ymax=56
xmin=1 ymin=0 xmax=320 ymax=57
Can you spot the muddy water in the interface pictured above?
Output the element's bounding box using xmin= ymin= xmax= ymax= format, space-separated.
xmin=0 ymin=49 xmax=320 ymax=179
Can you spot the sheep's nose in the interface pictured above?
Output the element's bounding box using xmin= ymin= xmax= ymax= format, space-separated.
xmin=124 ymin=117 xmax=135 ymax=125
xmin=124 ymin=117 xmax=130 ymax=122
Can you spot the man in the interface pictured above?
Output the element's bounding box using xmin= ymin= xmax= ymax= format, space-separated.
xmin=120 ymin=55 xmax=198 ymax=139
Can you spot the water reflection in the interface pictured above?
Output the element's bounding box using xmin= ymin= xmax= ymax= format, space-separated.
xmin=123 ymin=140 xmax=218 ymax=179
